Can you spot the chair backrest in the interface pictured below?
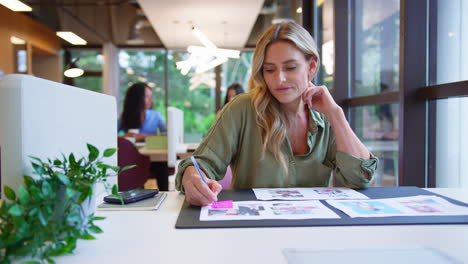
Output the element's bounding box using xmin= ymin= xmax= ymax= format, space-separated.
xmin=117 ymin=137 xmax=151 ymax=191
xmin=218 ymin=166 xmax=233 ymax=190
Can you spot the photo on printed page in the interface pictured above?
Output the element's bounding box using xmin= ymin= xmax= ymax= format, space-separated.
xmin=327 ymin=200 xmax=403 ymax=218
xmin=253 ymin=187 xmax=369 ymax=200
xmin=393 ymin=195 xmax=468 ymax=216
xmin=200 ymin=200 xmax=341 ymax=221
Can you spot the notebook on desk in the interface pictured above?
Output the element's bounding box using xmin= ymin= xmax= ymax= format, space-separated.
xmin=97 ymin=192 xmax=167 ymax=211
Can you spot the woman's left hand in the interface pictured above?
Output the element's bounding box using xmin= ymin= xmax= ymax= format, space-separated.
xmin=301 ymin=82 xmax=340 ymax=116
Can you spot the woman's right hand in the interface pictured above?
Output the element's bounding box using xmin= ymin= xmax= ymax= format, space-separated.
xmin=182 ymin=166 xmax=222 ymax=206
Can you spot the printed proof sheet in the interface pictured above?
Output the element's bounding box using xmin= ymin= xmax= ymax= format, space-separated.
xmin=200 ymin=200 xmax=340 ymax=221
xmin=253 ymin=187 xmax=369 ymax=201
xmin=327 ymin=195 xmax=468 ymax=218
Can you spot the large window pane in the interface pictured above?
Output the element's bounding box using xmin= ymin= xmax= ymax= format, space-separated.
xmin=69 ymin=50 xmax=103 ymax=92
xmin=119 ymin=50 xmax=166 ymax=116
xmin=168 ymin=51 xmax=216 ymax=143
xmin=353 ymin=0 xmax=399 ymax=97
xmin=352 ymin=104 xmax=399 ymax=186
xmin=318 ymin=0 xmax=334 ymax=90
xmin=220 ymin=51 xmax=253 ymax=106
xmin=434 ymin=0 xmax=468 ymax=187
xmin=73 ymin=76 xmax=102 ymax=93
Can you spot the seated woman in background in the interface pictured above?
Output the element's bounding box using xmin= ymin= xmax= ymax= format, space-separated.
xmin=176 ymin=21 xmax=378 ymax=206
xmin=223 ymin=83 xmax=245 ymax=106
xmin=119 ymin=82 xmax=169 ymax=191
xmin=119 ymin=82 xmax=167 ymax=142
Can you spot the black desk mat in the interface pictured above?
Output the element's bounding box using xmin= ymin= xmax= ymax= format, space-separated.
xmin=175 ymin=186 xmax=468 ymax=229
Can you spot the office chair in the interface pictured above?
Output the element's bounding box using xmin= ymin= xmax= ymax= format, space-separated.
xmin=218 ymin=166 xmax=232 ymax=190
xmin=117 ymin=137 xmax=151 ymax=191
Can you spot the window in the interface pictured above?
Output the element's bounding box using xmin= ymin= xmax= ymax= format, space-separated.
xmin=328 ymin=0 xmax=400 ymax=186
xmin=119 ymin=50 xmax=166 ymax=116
xmin=68 ymin=50 xmax=103 ymax=93
xmin=317 ymin=0 xmax=334 ymax=89
xmin=118 ymin=50 xmax=217 ymax=143
xmin=220 ymin=51 xmax=253 ymax=106
xmin=433 ymin=0 xmax=468 ymax=187
xmin=168 ymin=51 xmax=216 ymax=143
xmin=352 ymin=0 xmax=399 ymax=97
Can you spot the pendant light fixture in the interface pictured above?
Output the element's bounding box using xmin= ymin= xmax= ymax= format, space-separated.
xmin=64 ymin=58 xmax=84 ymax=78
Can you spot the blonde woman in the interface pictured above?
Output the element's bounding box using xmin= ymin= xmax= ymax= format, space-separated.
xmin=176 ymin=22 xmax=378 ymax=206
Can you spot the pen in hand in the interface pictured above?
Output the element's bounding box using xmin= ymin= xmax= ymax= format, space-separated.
xmin=190 ymin=156 xmax=218 ymax=206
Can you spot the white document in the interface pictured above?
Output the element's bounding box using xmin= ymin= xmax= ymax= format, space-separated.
xmin=327 ymin=195 xmax=468 ymax=218
xmin=253 ymin=187 xmax=369 ymax=201
xmin=200 ymin=200 xmax=340 ymax=221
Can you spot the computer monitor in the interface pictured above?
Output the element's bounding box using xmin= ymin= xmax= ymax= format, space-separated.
xmin=167 ymin=106 xmax=186 ymax=167
xmin=0 ymin=74 xmax=117 ymax=200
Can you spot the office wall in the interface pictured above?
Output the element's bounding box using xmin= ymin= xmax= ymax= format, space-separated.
xmin=0 ymin=5 xmax=62 ymax=81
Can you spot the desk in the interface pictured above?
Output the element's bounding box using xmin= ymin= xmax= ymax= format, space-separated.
xmin=138 ymin=143 xmax=198 ymax=162
xmin=58 ymin=188 xmax=468 ymax=264
xmin=138 ymin=148 xmax=193 ymax=162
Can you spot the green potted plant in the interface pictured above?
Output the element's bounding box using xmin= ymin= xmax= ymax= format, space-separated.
xmin=0 ymin=143 xmax=132 ymax=263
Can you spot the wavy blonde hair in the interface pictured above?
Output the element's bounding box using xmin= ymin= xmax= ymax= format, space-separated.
xmin=249 ymin=21 xmax=321 ymax=175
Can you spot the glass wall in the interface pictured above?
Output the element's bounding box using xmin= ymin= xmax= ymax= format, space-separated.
xmin=168 ymin=51 xmax=216 ymax=143
xmin=434 ymin=0 xmax=468 ymax=187
xmin=119 ymin=50 xmax=166 ymax=116
xmin=352 ymin=0 xmax=399 ymax=97
xmin=220 ymin=51 xmax=253 ymax=106
xmin=69 ymin=50 xmax=103 ymax=93
xmin=352 ymin=104 xmax=399 ymax=186
xmin=349 ymin=0 xmax=400 ymax=186
xmin=118 ymin=50 xmax=218 ymax=143
xmin=317 ymin=0 xmax=334 ymax=90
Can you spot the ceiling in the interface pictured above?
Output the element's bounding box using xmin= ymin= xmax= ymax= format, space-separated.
xmin=21 ymin=0 xmax=302 ymax=49
xmin=137 ymin=0 xmax=264 ymax=50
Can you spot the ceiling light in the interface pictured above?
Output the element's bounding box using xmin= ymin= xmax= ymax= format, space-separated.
xmin=126 ymin=9 xmax=151 ymax=45
xmin=127 ymin=26 xmax=144 ymax=45
xmin=56 ymin=32 xmax=87 ymax=45
xmin=10 ymin=36 xmax=26 ymax=45
xmin=0 ymin=0 xmax=32 ymax=12
xmin=176 ymin=27 xmax=240 ymax=76
xmin=187 ymin=45 xmax=240 ymax=59
xmin=296 ymin=7 xmax=302 ymax=14
xmin=191 ymin=26 xmax=217 ymax=49
xmin=64 ymin=58 xmax=84 ymax=78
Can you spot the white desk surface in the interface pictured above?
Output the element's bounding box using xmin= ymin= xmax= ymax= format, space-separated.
xmin=58 ymin=188 xmax=468 ymax=264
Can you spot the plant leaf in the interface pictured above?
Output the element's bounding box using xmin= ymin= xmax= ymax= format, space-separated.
xmin=8 ymin=204 xmax=23 ymax=216
xmin=69 ymin=153 xmax=76 ymax=165
xmin=41 ymin=181 xmax=52 ymax=197
xmin=37 ymin=208 xmax=48 ymax=226
xmin=4 ymin=185 xmax=16 ymax=200
xmin=31 ymin=162 xmax=45 ymax=175
xmin=18 ymin=185 xmax=30 ymax=205
xmin=120 ymin=164 xmax=137 ymax=172
xmin=89 ymin=225 xmax=103 ymax=234
xmin=103 ymin=148 xmax=117 ymax=157
xmin=87 ymin=143 xmax=99 ymax=161
xmin=28 ymin=155 xmax=43 ymax=163
xmin=66 ymin=187 xmax=76 ymax=199
xmin=79 ymin=233 xmax=96 ymax=240
xmin=57 ymin=173 xmax=71 ymax=186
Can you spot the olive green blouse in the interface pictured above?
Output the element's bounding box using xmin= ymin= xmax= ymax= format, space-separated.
xmin=175 ymin=93 xmax=378 ymax=190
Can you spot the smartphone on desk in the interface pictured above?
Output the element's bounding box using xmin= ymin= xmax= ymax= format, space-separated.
xmin=104 ymin=189 xmax=159 ymax=204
